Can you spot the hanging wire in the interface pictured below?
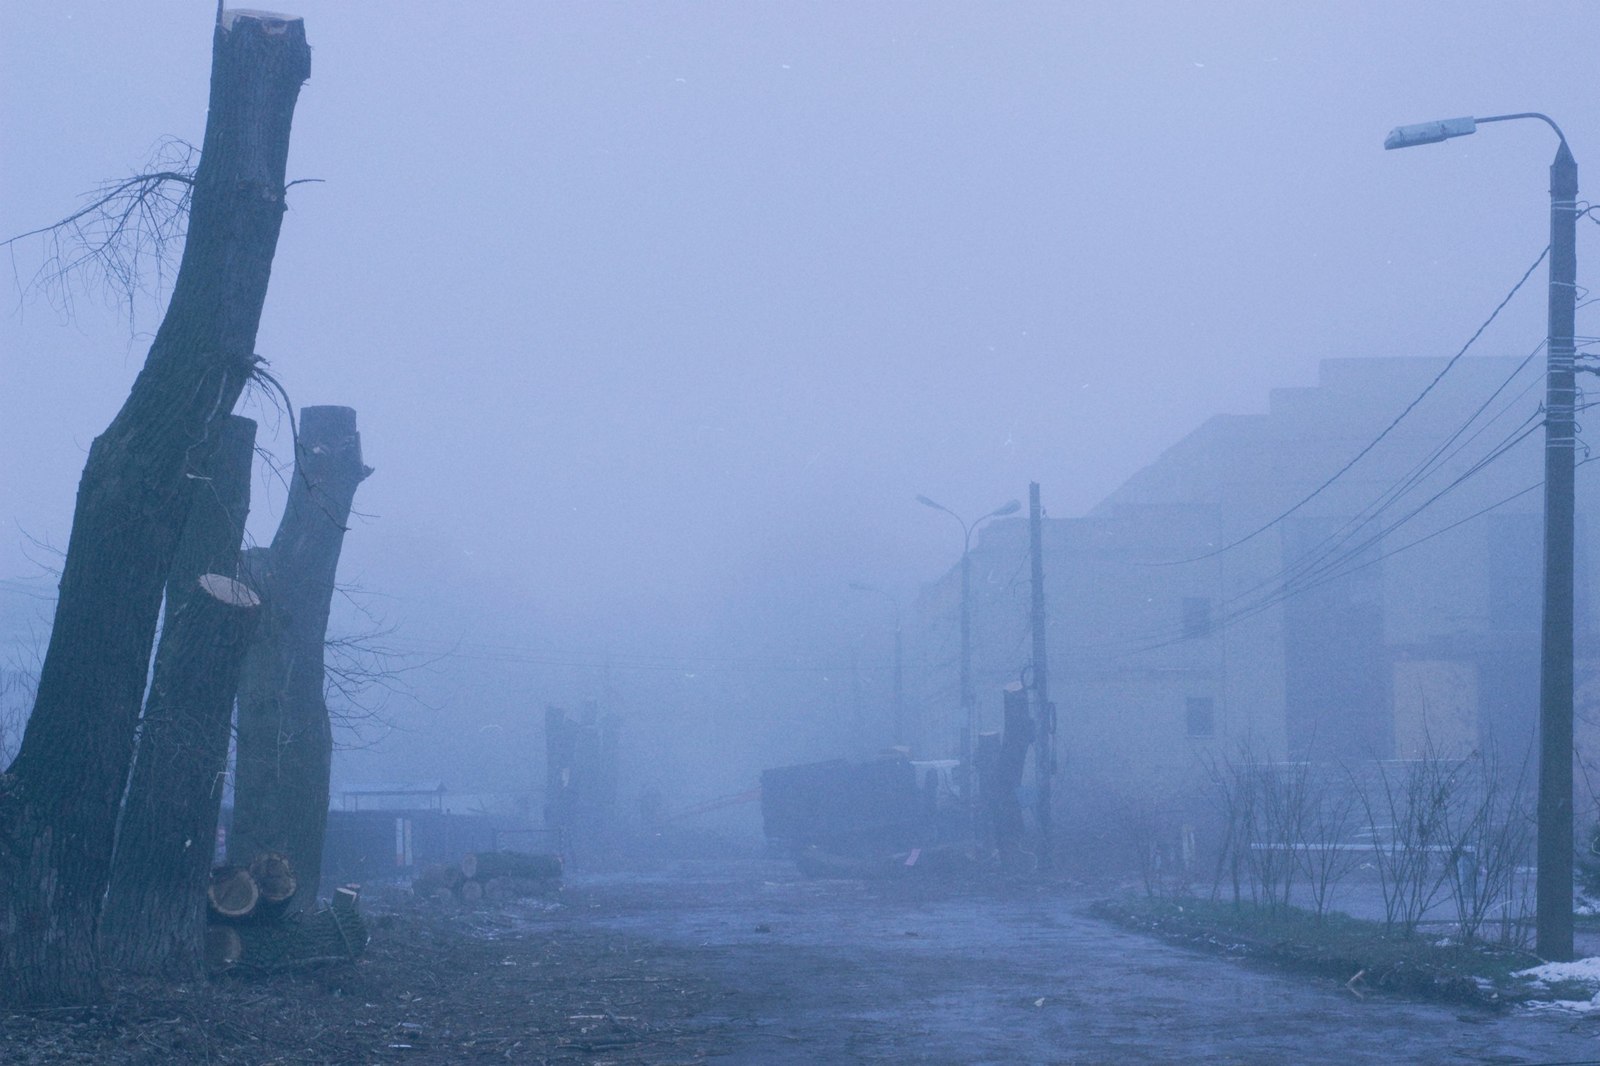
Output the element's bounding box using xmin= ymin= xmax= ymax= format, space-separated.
xmin=1139 ymin=244 xmax=1551 ymax=566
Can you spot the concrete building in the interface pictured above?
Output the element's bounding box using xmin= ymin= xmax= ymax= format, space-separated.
xmin=910 ymin=356 xmax=1600 ymax=811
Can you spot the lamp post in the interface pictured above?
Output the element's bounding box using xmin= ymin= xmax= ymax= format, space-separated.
xmin=1385 ymin=112 xmax=1579 ymax=960
xmin=916 ymin=495 xmax=1022 ymax=801
xmin=849 ymin=582 xmax=904 ymax=748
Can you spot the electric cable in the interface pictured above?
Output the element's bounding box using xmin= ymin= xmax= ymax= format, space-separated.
xmin=1209 ymin=345 xmax=1545 ymax=607
xmin=1141 ymin=244 xmax=1551 ymax=566
xmin=1082 ymin=406 xmax=1552 ymax=657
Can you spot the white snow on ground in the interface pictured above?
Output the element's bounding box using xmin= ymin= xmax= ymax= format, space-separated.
xmin=1515 ymin=957 xmax=1600 ymax=984
xmin=1513 ymin=956 xmax=1600 ymax=1013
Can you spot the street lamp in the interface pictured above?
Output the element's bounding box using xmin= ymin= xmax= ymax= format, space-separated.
xmin=916 ymin=494 xmax=1022 ymax=799
xmin=1385 ymin=111 xmax=1579 ymax=960
xmin=849 ymin=582 xmax=904 ymax=748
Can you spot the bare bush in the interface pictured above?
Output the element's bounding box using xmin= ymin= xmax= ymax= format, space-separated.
xmin=1439 ymin=748 xmax=1535 ymax=947
xmin=1350 ymin=742 xmax=1466 ymax=938
xmin=1203 ymin=732 xmax=1533 ymax=942
xmin=1205 ymin=749 xmax=1252 ymax=907
xmin=1296 ymin=770 xmax=1361 ymax=923
xmin=1248 ymin=758 xmax=1309 ymax=914
xmin=1204 ymin=746 xmax=1313 ymax=915
xmin=1126 ymin=793 xmax=1194 ymax=898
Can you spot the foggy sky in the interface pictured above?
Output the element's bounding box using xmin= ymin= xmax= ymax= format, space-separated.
xmin=3 ymin=2 xmax=1598 ymax=795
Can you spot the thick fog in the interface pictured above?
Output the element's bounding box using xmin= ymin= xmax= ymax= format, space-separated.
xmin=3 ymin=2 xmax=1598 ymax=812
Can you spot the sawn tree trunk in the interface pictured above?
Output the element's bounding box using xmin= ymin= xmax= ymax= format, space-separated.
xmin=0 ymin=13 xmax=310 ymax=1007
xmin=101 ymin=415 xmax=259 ymax=977
xmin=231 ymin=405 xmax=371 ymax=908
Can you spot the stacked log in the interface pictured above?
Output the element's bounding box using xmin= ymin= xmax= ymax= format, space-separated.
xmin=416 ymin=851 xmax=562 ymax=904
xmin=248 ymin=852 xmax=298 ymax=921
xmin=207 ymin=865 xmax=260 ymax=921
xmin=462 ymin=850 xmax=562 ymax=882
xmin=202 ymin=852 xmax=367 ymax=973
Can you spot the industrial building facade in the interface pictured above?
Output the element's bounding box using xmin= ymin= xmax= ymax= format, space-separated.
xmin=909 ymin=357 xmax=1600 ymax=808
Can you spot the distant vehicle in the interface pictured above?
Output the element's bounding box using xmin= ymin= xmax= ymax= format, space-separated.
xmin=759 ymin=754 xmax=967 ymax=877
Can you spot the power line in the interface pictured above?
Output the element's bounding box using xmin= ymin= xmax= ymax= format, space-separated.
xmin=1142 ymin=243 xmax=1551 ymax=566
xmin=1261 ymin=414 xmax=1543 ymax=603
xmin=1163 ymin=453 xmax=1592 ymax=655
xmin=1087 ymin=402 xmax=1551 ymax=656
xmin=1209 ymin=344 xmax=1545 ymax=607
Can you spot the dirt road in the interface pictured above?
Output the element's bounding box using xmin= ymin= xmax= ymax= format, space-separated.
xmin=7 ymin=858 xmax=1600 ymax=1064
xmin=581 ymin=860 xmax=1600 ymax=1064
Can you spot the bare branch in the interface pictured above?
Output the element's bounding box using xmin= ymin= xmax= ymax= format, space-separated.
xmin=3 ymin=136 xmax=322 ymax=335
xmin=2 ymin=139 xmax=199 ymax=330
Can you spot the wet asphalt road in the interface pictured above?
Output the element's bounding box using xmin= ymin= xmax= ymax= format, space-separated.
xmin=569 ymin=860 xmax=1600 ymax=1065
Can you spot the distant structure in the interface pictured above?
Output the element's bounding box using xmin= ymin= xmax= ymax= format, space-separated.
xmin=911 ymin=357 xmax=1600 ymax=801
xmin=544 ymin=701 xmax=621 ymax=861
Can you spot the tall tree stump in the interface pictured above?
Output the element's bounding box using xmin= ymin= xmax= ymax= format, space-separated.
xmin=0 ymin=12 xmax=310 ymax=1006
xmin=102 ymin=415 xmax=259 ymax=978
xmin=232 ymin=405 xmax=371 ymax=907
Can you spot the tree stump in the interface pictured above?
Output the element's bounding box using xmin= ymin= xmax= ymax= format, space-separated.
xmin=231 ymin=406 xmax=372 ymax=907
xmin=103 ymin=417 xmax=261 ymax=979
xmin=0 ymin=11 xmax=311 ymax=1006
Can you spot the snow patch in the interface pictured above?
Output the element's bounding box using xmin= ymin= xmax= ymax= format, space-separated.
xmin=1514 ymin=956 xmax=1600 ymax=984
xmin=1513 ymin=956 xmax=1600 ymax=1012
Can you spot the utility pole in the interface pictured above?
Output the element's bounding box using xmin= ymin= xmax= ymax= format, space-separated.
xmin=1537 ymin=136 xmax=1579 ymax=961
xmin=1028 ymin=482 xmax=1056 ymax=869
xmin=1384 ymin=110 xmax=1579 ymax=961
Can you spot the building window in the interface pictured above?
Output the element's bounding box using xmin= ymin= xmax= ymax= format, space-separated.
xmin=1186 ymin=697 xmax=1215 ymax=738
xmin=1182 ymin=596 xmax=1213 ymax=638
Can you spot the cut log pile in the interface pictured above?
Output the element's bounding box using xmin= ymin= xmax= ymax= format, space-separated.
xmin=203 ymin=852 xmax=369 ymax=974
xmin=414 ymin=850 xmax=563 ymax=904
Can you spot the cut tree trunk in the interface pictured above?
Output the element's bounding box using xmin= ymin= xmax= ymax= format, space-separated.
xmin=101 ymin=415 xmax=258 ymax=978
xmin=207 ymin=865 xmax=261 ymax=922
xmin=0 ymin=13 xmax=310 ymax=1007
xmin=248 ymin=852 xmax=299 ymax=921
xmin=461 ymin=850 xmax=563 ymax=882
xmin=231 ymin=406 xmax=371 ymax=907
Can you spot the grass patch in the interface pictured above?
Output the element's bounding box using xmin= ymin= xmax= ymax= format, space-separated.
xmin=1090 ymin=895 xmax=1547 ymax=1008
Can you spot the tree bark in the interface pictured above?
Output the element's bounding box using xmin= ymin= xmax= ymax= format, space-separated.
xmin=101 ymin=416 xmax=258 ymax=977
xmin=231 ymin=406 xmax=371 ymax=909
xmin=0 ymin=13 xmax=309 ymax=1007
